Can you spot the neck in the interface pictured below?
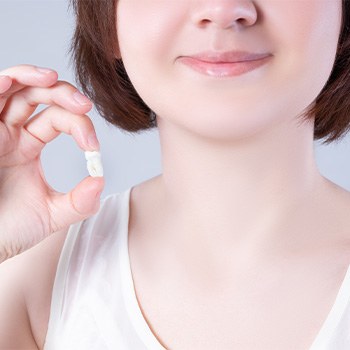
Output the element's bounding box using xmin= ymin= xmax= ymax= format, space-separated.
xmin=152 ymin=116 xmax=326 ymax=267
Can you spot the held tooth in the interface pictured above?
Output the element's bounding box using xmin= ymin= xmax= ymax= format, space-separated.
xmin=84 ymin=151 xmax=104 ymax=177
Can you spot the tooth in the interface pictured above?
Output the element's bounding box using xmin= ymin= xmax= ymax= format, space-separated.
xmin=84 ymin=151 xmax=104 ymax=177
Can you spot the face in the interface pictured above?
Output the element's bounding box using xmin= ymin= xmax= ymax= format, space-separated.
xmin=116 ymin=0 xmax=343 ymax=141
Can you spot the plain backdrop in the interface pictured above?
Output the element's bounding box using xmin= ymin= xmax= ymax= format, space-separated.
xmin=0 ymin=0 xmax=349 ymax=200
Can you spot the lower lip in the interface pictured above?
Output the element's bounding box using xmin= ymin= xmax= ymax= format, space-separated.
xmin=178 ymin=55 xmax=272 ymax=78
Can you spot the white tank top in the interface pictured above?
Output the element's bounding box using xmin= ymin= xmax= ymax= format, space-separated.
xmin=44 ymin=185 xmax=350 ymax=350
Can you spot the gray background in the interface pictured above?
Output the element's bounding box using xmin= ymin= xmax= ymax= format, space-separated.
xmin=0 ymin=0 xmax=349 ymax=200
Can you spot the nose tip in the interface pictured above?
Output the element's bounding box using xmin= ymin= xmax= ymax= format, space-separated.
xmin=192 ymin=1 xmax=258 ymax=30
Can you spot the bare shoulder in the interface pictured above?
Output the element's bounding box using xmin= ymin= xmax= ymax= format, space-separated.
xmin=319 ymin=177 xmax=350 ymax=246
xmin=323 ymin=177 xmax=350 ymax=216
xmin=0 ymin=227 xmax=69 ymax=349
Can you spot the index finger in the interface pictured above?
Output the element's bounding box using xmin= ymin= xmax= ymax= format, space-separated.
xmin=0 ymin=64 xmax=58 ymax=97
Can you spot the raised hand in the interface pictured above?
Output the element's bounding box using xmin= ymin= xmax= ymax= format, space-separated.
xmin=0 ymin=64 xmax=105 ymax=262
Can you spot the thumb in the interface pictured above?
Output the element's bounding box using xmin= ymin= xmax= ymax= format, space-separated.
xmin=69 ymin=176 xmax=105 ymax=215
xmin=50 ymin=176 xmax=105 ymax=230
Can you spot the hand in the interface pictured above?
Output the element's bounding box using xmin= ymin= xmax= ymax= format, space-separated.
xmin=0 ymin=64 xmax=105 ymax=262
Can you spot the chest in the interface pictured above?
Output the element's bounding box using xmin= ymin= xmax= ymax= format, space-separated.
xmin=129 ymin=246 xmax=350 ymax=350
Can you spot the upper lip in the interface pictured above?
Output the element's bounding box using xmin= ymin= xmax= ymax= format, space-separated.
xmin=182 ymin=51 xmax=272 ymax=63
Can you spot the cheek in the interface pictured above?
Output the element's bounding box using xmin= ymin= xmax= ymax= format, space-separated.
xmin=117 ymin=1 xmax=184 ymax=61
xmin=270 ymin=0 xmax=341 ymax=72
xmin=268 ymin=0 xmax=342 ymax=116
xmin=116 ymin=1 xmax=188 ymax=110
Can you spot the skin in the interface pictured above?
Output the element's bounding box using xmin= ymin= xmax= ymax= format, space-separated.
xmin=115 ymin=0 xmax=345 ymax=269
xmin=0 ymin=65 xmax=104 ymax=348
xmin=0 ymin=1 xmax=347 ymax=349
xmin=113 ymin=3 xmax=350 ymax=347
xmin=0 ymin=66 xmax=104 ymax=262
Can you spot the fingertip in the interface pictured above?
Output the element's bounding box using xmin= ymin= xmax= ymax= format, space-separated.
xmin=85 ymin=102 xmax=94 ymax=112
xmin=35 ymin=67 xmax=59 ymax=87
xmin=46 ymin=71 xmax=59 ymax=86
xmin=93 ymin=176 xmax=105 ymax=191
xmin=85 ymin=175 xmax=105 ymax=191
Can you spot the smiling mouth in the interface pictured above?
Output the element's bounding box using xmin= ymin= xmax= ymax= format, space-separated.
xmin=178 ymin=53 xmax=273 ymax=78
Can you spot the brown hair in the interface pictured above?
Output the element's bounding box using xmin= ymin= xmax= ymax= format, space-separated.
xmin=69 ymin=0 xmax=350 ymax=144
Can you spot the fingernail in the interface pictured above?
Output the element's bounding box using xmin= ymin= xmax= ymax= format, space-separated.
xmin=35 ymin=66 xmax=55 ymax=74
xmin=73 ymin=90 xmax=92 ymax=106
xmin=88 ymin=133 xmax=100 ymax=149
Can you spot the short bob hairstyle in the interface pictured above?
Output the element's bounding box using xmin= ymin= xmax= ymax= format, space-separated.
xmin=69 ymin=0 xmax=350 ymax=144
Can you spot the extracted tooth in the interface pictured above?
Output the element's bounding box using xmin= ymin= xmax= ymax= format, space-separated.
xmin=84 ymin=151 xmax=103 ymax=177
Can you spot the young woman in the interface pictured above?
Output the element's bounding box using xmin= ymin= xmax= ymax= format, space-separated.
xmin=0 ymin=0 xmax=350 ymax=349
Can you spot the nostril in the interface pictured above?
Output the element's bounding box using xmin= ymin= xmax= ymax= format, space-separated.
xmin=199 ymin=18 xmax=211 ymax=27
xmin=237 ymin=17 xmax=250 ymax=26
xmin=192 ymin=3 xmax=258 ymax=30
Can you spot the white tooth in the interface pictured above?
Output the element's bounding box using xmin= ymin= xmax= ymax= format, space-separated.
xmin=84 ymin=151 xmax=104 ymax=177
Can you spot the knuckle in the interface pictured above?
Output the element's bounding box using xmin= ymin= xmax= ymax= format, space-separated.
xmin=18 ymin=87 xmax=41 ymax=107
xmin=84 ymin=116 xmax=95 ymax=130
xmin=74 ymin=115 xmax=94 ymax=131
xmin=77 ymin=114 xmax=92 ymax=127
xmin=45 ymin=105 xmax=92 ymax=126
xmin=50 ymin=80 xmax=82 ymax=99
xmin=45 ymin=104 xmax=62 ymax=115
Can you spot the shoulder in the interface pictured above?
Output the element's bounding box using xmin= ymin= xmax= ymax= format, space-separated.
xmin=316 ymin=178 xmax=350 ymax=250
